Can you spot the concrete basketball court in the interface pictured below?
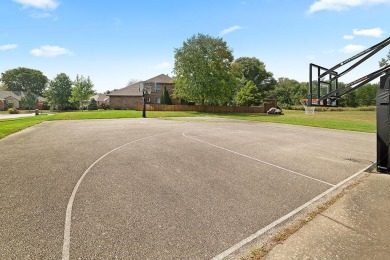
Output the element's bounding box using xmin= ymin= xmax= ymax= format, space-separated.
xmin=0 ymin=117 xmax=375 ymax=259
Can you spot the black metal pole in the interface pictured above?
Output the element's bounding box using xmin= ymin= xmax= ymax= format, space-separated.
xmin=377 ymin=72 xmax=390 ymax=173
xmin=142 ymin=90 xmax=146 ymax=118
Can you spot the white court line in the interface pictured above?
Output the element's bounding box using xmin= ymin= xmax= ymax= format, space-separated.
xmin=62 ymin=132 xmax=170 ymax=260
xmin=211 ymin=163 xmax=375 ymax=260
xmin=182 ymin=132 xmax=335 ymax=187
xmin=197 ymin=126 xmax=373 ymax=156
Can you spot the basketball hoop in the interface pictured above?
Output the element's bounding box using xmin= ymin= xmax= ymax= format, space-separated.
xmin=300 ymin=98 xmax=316 ymax=115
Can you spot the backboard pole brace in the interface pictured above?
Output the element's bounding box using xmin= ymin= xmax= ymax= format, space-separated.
xmin=308 ymin=37 xmax=390 ymax=173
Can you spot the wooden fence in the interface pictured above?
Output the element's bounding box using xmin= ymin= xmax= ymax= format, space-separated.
xmin=135 ymin=104 xmax=266 ymax=113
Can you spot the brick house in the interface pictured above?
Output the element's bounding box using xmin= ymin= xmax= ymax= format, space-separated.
xmin=0 ymin=91 xmax=45 ymax=110
xmin=91 ymin=93 xmax=110 ymax=107
xmin=108 ymin=74 xmax=180 ymax=110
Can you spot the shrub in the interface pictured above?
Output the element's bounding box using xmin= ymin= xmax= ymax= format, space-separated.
xmin=88 ymin=98 xmax=98 ymax=110
xmin=98 ymin=103 xmax=110 ymax=110
xmin=8 ymin=107 xmax=20 ymax=114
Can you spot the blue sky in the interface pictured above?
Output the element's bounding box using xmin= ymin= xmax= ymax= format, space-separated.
xmin=0 ymin=0 xmax=389 ymax=93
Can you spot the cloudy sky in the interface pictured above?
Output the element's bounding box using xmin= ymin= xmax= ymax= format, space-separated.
xmin=0 ymin=0 xmax=389 ymax=93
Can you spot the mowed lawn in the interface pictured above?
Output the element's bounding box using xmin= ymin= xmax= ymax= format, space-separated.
xmin=0 ymin=109 xmax=376 ymax=140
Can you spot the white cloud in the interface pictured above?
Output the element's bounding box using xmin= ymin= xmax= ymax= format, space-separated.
xmin=343 ymin=35 xmax=354 ymax=40
xmin=30 ymin=11 xmax=52 ymax=19
xmin=0 ymin=44 xmax=18 ymax=51
xmin=220 ymin=26 xmax=243 ymax=36
xmin=307 ymin=0 xmax=390 ymax=14
xmin=353 ymin=28 xmax=384 ymax=37
xmin=30 ymin=45 xmax=73 ymax=57
xmin=13 ymin=0 xmax=59 ymax=10
xmin=156 ymin=62 xmax=171 ymax=69
xmin=340 ymin=44 xmax=365 ymax=53
xmin=306 ymin=55 xmax=316 ymax=60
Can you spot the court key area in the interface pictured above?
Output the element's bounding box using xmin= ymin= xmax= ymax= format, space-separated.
xmin=0 ymin=117 xmax=375 ymax=259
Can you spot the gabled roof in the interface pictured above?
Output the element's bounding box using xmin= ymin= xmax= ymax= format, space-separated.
xmin=0 ymin=91 xmax=22 ymax=100
xmin=144 ymin=74 xmax=173 ymax=84
xmin=0 ymin=90 xmax=45 ymax=101
xmin=92 ymin=93 xmax=109 ymax=102
xmin=107 ymin=82 xmax=143 ymax=97
xmin=107 ymin=74 xmax=174 ymax=97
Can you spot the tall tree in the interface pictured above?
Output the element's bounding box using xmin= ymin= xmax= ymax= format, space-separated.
xmin=232 ymin=57 xmax=276 ymax=99
xmin=161 ymin=86 xmax=172 ymax=105
xmin=269 ymin=78 xmax=307 ymax=107
xmin=21 ymin=90 xmax=38 ymax=111
xmin=0 ymin=67 xmax=48 ymax=96
xmin=173 ymin=33 xmax=237 ymax=105
xmin=356 ymin=83 xmax=379 ymax=106
xmin=234 ymin=81 xmax=261 ymax=106
xmin=70 ymin=75 xmax=94 ymax=111
xmin=45 ymin=73 xmax=72 ymax=110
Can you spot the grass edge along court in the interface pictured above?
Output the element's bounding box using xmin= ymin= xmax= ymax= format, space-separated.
xmin=0 ymin=109 xmax=376 ymax=140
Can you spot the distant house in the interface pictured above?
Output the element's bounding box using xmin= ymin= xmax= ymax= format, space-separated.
xmin=108 ymin=74 xmax=180 ymax=110
xmin=91 ymin=93 xmax=109 ymax=107
xmin=0 ymin=91 xmax=45 ymax=110
xmin=0 ymin=98 xmax=4 ymax=110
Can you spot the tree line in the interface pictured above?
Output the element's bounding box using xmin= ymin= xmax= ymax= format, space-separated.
xmin=172 ymin=33 xmax=383 ymax=108
xmin=2 ymin=33 xmax=387 ymax=110
xmin=0 ymin=68 xmax=95 ymax=110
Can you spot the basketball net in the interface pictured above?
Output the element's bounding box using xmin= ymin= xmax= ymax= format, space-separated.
xmin=300 ymin=98 xmax=316 ymax=115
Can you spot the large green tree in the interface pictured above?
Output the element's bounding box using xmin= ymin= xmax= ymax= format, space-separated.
xmin=45 ymin=73 xmax=72 ymax=110
xmin=234 ymin=81 xmax=261 ymax=106
xmin=173 ymin=33 xmax=237 ymax=105
xmin=269 ymin=78 xmax=307 ymax=107
xmin=70 ymin=75 xmax=94 ymax=111
xmin=356 ymin=83 xmax=379 ymax=106
xmin=232 ymin=57 xmax=276 ymax=99
xmin=0 ymin=67 xmax=48 ymax=96
xmin=21 ymin=90 xmax=38 ymax=111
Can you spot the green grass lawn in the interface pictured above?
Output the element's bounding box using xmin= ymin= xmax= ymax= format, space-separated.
xmin=0 ymin=109 xmax=376 ymax=140
xmin=214 ymin=110 xmax=376 ymax=133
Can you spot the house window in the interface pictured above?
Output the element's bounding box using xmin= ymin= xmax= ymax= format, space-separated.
xmin=155 ymin=97 xmax=161 ymax=104
xmin=146 ymin=97 xmax=151 ymax=103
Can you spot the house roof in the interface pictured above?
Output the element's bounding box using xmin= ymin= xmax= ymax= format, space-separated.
xmin=0 ymin=91 xmax=22 ymax=100
xmin=0 ymin=90 xmax=45 ymax=102
xmin=144 ymin=74 xmax=173 ymax=84
xmin=107 ymin=82 xmax=143 ymax=97
xmin=107 ymin=74 xmax=173 ymax=97
xmin=92 ymin=93 xmax=109 ymax=102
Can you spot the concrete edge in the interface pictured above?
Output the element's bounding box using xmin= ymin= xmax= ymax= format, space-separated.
xmin=218 ymin=162 xmax=377 ymax=260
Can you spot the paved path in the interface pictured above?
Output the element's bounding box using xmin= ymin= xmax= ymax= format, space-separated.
xmin=0 ymin=112 xmax=36 ymax=119
xmin=265 ymin=173 xmax=390 ymax=260
xmin=0 ymin=118 xmax=375 ymax=259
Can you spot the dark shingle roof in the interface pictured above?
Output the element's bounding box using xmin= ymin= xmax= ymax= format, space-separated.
xmin=107 ymin=74 xmax=173 ymax=97
xmin=0 ymin=90 xmax=45 ymax=101
xmin=92 ymin=93 xmax=109 ymax=102
xmin=107 ymin=82 xmax=143 ymax=97
xmin=144 ymin=74 xmax=173 ymax=84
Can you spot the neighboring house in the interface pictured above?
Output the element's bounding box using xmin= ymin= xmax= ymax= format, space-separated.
xmin=91 ymin=93 xmax=110 ymax=107
xmin=0 ymin=90 xmax=45 ymax=110
xmin=108 ymin=74 xmax=179 ymax=109
xmin=0 ymin=98 xmax=4 ymax=110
